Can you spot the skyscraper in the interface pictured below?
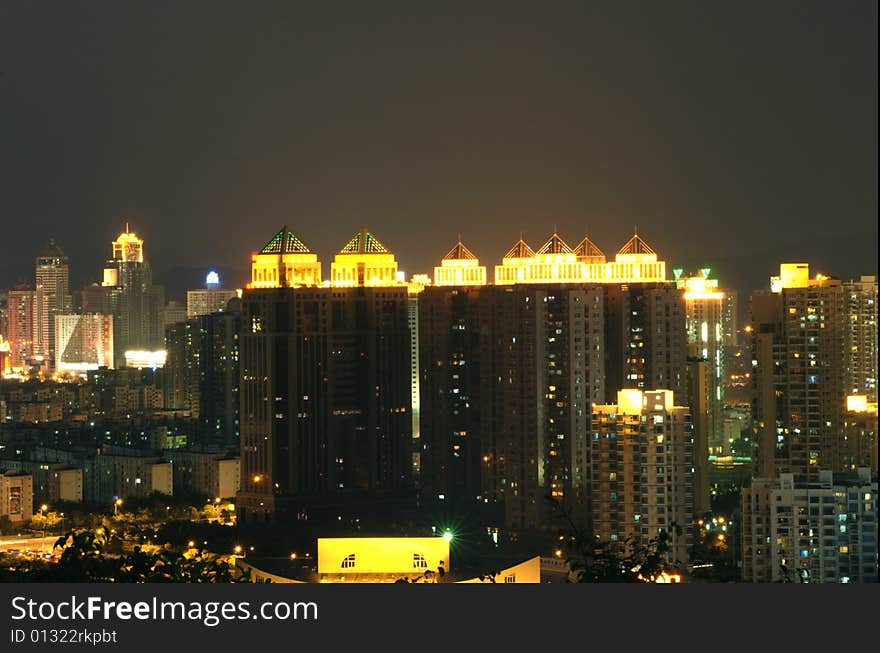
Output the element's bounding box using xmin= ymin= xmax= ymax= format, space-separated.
xmin=237 ymin=228 xmax=412 ymax=523
xmin=590 ymin=389 xmax=694 ymax=564
xmin=35 ymin=239 xmax=70 ymax=370
xmin=6 ymin=285 xmax=48 ymax=371
xmin=675 ymin=269 xmax=725 ymax=455
xmin=741 ymin=468 xmax=877 ymax=583
xmin=750 ymin=264 xmax=846 ymax=481
xmin=843 ymin=275 xmax=877 ymax=403
xmin=420 ymin=235 xmax=608 ymax=532
xmin=97 ymin=225 xmax=165 ymax=366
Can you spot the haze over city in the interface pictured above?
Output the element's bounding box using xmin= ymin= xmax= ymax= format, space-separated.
xmin=1 ymin=1 xmax=876 ymax=298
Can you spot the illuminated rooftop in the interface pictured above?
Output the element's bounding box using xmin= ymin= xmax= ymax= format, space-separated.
xmin=503 ymin=238 xmax=536 ymax=260
xmin=617 ymin=233 xmax=655 ymax=257
xmin=259 ymin=226 xmax=312 ymax=254
xmin=536 ymin=232 xmax=574 ymax=255
xmin=339 ymin=228 xmax=390 ymax=254
xmin=250 ymin=226 xmax=321 ymax=289
xmin=675 ymin=268 xmax=724 ymax=300
xmin=573 ymin=235 xmax=605 ymax=263
xmin=494 ymin=231 xmax=666 ymax=285
xmin=435 ymin=240 xmax=486 ymax=286
xmin=443 ymin=240 xmax=479 ymax=261
xmin=111 ymin=223 xmax=144 ymax=263
xmin=331 ymin=228 xmax=401 ymax=287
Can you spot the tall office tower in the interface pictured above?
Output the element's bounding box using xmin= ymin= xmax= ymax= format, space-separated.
xmin=604 ymin=282 xmax=686 ymax=404
xmin=750 ymin=264 xmax=846 ymax=481
xmin=237 ymin=228 xmax=412 ymax=523
xmin=676 ymin=269 xmax=725 ymax=464
xmin=843 ymin=275 xmax=877 ymax=402
xmin=590 ymin=389 xmax=694 ymax=565
xmin=100 ymin=226 xmax=165 ymax=365
xmin=187 ymin=270 xmax=238 ymax=319
xmin=843 ymin=395 xmax=878 ymax=472
xmin=54 ymin=314 xmax=114 ymax=371
xmin=35 ymin=239 xmax=71 ymax=370
xmin=164 ymin=300 xmax=187 ymax=326
xmin=6 ymin=285 xmax=49 ymax=370
xmin=741 ymin=468 xmax=877 ymax=583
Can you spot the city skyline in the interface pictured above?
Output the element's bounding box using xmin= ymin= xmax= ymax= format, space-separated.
xmin=1 ymin=2 xmax=876 ymax=297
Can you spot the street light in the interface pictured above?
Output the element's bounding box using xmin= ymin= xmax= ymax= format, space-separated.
xmin=114 ymin=498 xmax=123 ymax=515
xmin=39 ymin=504 xmax=48 ymax=537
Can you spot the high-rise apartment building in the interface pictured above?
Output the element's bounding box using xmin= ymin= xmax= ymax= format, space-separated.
xmin=419 ymin=235 xmax=608 ymax=531
xmin=54 ymin=314 xmax=114 ymax=371
xmin=604 ymin=282 xmax=686 ymax=404
xmin=843 ymin=275 xmax=877 ymax=403
xmin=6 ymin=285 xmax=49 ymax=370
xmin=750 ymin=264 xmax=846 ymax=481
xmin=237 ymin=228 xmax=412 ymax=523
xmin=35 ymin=239 xmax=71 ymax=370
xmin=741 ymin=468 xmax=877 ymax=583
xmin=186 ymin=270 xmax=238 ymax=319
xmin=590 ymin=389 xmax=694 ymax=565
xmin=843 ymin=395 xmax=878 ymax=472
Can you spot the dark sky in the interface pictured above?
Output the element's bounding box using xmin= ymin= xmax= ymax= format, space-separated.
xmin=1 ymin=1 xmax=876 ymax=301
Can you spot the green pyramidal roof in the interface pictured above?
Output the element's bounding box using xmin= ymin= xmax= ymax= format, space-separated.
xmin=260 ymin=227 xmax=311 ymax=254
xmin=339 ymin=228 xmax=390 ymax=254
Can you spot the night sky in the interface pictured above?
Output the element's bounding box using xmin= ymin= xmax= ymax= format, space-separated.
xmin=1 ymin=1 xmax=876 ymax=301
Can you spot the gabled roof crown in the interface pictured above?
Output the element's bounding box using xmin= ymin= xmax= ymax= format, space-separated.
xmin=443 ymin=240 xmax=478 ymax=261
xmin=504 ymin=238 xmax=536 ymax=259
xmin=574 ymin=235 xmax=605 ymax=259
xmin=537 ymin=233 xmax=573 ymax=255
xmin=260 ymin=226 xmax=311 ymax=254
xmin=339 ymin=228 xmax=390 ymax=254
xmin=617 ymin=233 xmax=655 ymax=256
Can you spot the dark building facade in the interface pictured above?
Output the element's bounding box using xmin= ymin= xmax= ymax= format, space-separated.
xmin=237 ymin=285 xmax=413 ymax=522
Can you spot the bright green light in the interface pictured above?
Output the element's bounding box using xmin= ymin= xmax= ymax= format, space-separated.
xmin=442 ymin=530 xmax=453 ymax=542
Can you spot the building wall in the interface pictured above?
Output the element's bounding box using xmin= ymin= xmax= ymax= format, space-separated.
xmin=238 ymin=286 xmax=412 ymax=521
xmin=591 ymin=390 xmax=694 ymax=564
xmin=317 ymin=537 xmax=450 ymax=575
xmin=0 ymin=473 xmax=34 ymax=523
xmin=750 ymin=277 xmax=846 ymax=480
xmin=742 ymin=469 xmax=877 ymax=583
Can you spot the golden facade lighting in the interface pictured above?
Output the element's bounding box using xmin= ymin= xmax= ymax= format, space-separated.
xmin=250 ymin=226 xmax=321 ymax=288
xmin=434 ymin=240 xmax=486 ymax=286
xmin=676 ymin=267 xmax=725 ymax=300
xmin=111 ymin=223 xmax=144 ymax=263
xmin=494 ymin=231 xmax=667 ymax=285
xmin=330 ymin=228 xmax=401 ymax=287
xmin=846 ymin=395 xmax=875 ymax=414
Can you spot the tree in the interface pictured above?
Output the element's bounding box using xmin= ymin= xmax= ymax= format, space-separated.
xmin=552 ymin=500 xmax=682 ymax=583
